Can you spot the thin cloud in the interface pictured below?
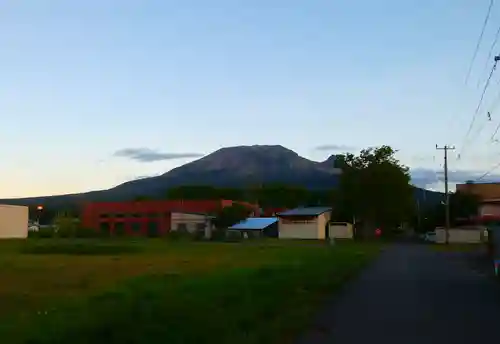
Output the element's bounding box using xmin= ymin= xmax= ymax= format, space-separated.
xmin=315 ymin=144 xmax=356 ymax=152
xmin=410 ymin=167 xmax=500 ymax=189
xmin=113 ymin=148 xmax=204 ymax=163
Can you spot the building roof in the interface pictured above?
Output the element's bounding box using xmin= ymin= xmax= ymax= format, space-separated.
xmin=276 ymin=206 xmax=332 ymax=217
xmin=228 ymin=217 xmax=278 ymax=230
xmin=170 ymin=211 xmax=216 ymax=218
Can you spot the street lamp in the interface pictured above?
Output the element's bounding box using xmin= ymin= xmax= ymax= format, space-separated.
xmin=36 ymin=205 xmax=43 ymax=225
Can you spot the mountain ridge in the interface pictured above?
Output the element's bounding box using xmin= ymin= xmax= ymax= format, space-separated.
xmin=0 ymin=145 xmax=442 ymax=207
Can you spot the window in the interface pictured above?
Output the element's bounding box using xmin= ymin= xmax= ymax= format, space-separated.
xmin=114 ymin=222 xmax=126 ymax=236
xmin=177 ymin=223 xmax=187 ymax=232
xmin=115 ymin=213 xmax=125 ymax=218
xmin=132 ymin=213 xmax=141 ymax=218
xmin=148 ymin=212 xmax=158 ymax=218
xmin=282 ymin=219 xmax=316 ymax=224
xmin=99 ymin=222 xmax=111 ymax=236
xmin=131 ymin=222 xmax=142 ymax=232
xmin=196 ymin=223 xmax=206 ymax=231
xmin=99 ymin=213 xmax=109 ymax=218
xmin=147 ymin=221 xmax=159 ymax=237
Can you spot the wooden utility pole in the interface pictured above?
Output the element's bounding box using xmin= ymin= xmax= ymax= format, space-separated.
xmin=436 ymin=145 xmax=455 ymax=244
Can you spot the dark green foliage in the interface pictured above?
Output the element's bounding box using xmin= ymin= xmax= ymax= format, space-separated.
xmin=74 ymin=227 xmax=102 ymax=238
xmin=335 ymin=146 xmax=414 ymax=237
xmin=213 ymin=204 xmax=252 ymax=229
xmin=28 ymin=227 xmax=56 ymax=238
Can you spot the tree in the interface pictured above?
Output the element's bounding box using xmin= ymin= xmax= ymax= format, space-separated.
xmin=134 ymin=195 xmax=152 ymax=201
xmin=336 ymin=146 xmax=414 ymax=238
xmin=449 ymin=191 xmax=479 ymax=224
xmin=53 ymin=211 xmax=80 ymax=237
xmin=213 ymin=204 xmax=252 ymax=229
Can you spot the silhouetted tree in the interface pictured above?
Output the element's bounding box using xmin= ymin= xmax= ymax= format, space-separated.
xmin=336 ymin=146 xmax=414 ymax=238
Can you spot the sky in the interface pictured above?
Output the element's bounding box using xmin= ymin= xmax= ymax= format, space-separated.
xmin=2 ymin=0 xmax=500 ymax=198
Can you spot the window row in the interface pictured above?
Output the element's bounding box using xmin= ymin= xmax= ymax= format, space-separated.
xmin=99 ymin=212 xmax=168 ymax=219
xmin=99 ymin=220 xmax=161 ymax=236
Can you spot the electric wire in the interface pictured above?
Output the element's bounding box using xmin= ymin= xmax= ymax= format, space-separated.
xmin=477 ymin=23 xmax=500 ymax=88
xmin=458 ymin=58 xmax=499 ymax=159
xmin=477 ymin=160 xmax=500 ymax=181
xmin=465 ymin=0 xmax=495 ymax=85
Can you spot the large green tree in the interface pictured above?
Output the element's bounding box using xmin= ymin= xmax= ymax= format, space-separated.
xmin=335 ymin=146 xmax=414 ymax=237
xmin=213 ymin=204 xmax=252 ymax=229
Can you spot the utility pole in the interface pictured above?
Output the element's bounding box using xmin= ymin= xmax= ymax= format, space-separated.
xmin=436 ymin=145 xmax=455 ymax=244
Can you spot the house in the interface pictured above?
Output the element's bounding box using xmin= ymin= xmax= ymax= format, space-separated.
xmin=0 ymin=204 xmax=29 ymax=239
xmin=456 ymin=182 xmax=500 ymax=219
xmin=227 ymin=217 xmax=279 ymax=239
xmin=80 ymin=200 xmax=233 ymax=236
xmin=276 ymin=207 xmax=332 ymax=240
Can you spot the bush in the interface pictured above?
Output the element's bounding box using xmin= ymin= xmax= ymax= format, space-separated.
xmin=28 ymin=227 xmax=56 ymax=239
xmin=20 ymin=240 xmax=142 ymax=255
xmin=56 ymin=227 xmax=74 ymax=238
xmin=74 ymin=227 xmax=101 ymax=238
xmin=166 ymin=229 xmax=194 ymax=241
xmin=210 ymin=228 xmax=227 ymax=241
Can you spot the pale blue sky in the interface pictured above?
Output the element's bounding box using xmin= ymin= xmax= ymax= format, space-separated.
xmin=1 ymin=0 xmax=500 ymax=197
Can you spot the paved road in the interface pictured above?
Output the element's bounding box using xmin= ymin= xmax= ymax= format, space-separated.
xmin=297 ymin=244 xmax=500 ymax=344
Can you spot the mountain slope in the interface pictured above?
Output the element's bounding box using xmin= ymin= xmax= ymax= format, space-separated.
xmin=0 ymin=145 xmax=441 ymax=207
xmin=111 ymin=145 xmax=342 ymax=197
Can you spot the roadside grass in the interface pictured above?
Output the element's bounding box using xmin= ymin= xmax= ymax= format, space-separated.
xmin=431 ymin=243 xmax=485 ymax=253
xmin=0 ymin=239 xmax=381 ymax=344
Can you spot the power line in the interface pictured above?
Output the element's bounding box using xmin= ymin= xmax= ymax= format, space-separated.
xmin=478 ymin=23 xmax=500 ymax=88
xmin=477 ymin=160 xmax=500 ymax=181
xmin=465 ymin=0 xmax=495 ymax=85
xmin=491 ymin=120 xmax=500 ymax=141
xmin=458 ymin=55 xmax=500 ymax=159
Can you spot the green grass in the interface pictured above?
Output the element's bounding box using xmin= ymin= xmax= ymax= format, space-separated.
xmin=0 ymin=239 xmax=380 ymax=344
xmin=19 ymin=239 xmax=143 ymax=255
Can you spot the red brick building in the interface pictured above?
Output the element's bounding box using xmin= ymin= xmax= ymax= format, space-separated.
xmin=81 ymin=200 xmax=259 ymax=236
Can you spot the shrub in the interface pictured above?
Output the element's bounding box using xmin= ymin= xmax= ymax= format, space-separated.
xmin=74 ymin=227 xmax=101 ymax=238
xmin=29 ymin=227 xmax=56 ymax=239
xmin=166 ymin=229 xmax=194 ymax=241
xmin=210 ymin=228 xmax=228 ymax=241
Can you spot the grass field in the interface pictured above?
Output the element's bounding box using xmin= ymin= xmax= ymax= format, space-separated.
xmin=0 ymin=239 xmax=381 ymax=344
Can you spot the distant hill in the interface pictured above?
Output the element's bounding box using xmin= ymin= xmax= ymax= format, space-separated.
xmin=0 ymin=145 xmax=443 ymax=207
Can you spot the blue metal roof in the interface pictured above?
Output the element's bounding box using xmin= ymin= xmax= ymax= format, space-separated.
xmin=276 ymin=206 xmax=332 ymax=216
xmin=228 ymin=217 xmax=278 ymax=230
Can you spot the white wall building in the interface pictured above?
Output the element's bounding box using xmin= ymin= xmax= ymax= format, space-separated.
xmin=0 ymin=204 xmax=29 ymax=239
xmin=329 ymin=222 xmax=354 ymax=239
xmin=277 ymin=207 xmax=332 ymax=240
xmin=170 ymin=212 xmax=214 ymax=239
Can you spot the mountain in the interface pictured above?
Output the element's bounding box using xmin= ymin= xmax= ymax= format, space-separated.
xmin=0 ymin=145 xmax=442 ymax=207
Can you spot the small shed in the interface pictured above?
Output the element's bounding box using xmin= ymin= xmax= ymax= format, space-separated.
xmin=0 ymin=204 xmax=29 ymax=239
xmin=329 ymin=222 xmax=354 ymax=239
xmin=277 ymin=207 xmax=332 ymax=240
xmin=227 ymin=217 xmax=279 ymax=239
